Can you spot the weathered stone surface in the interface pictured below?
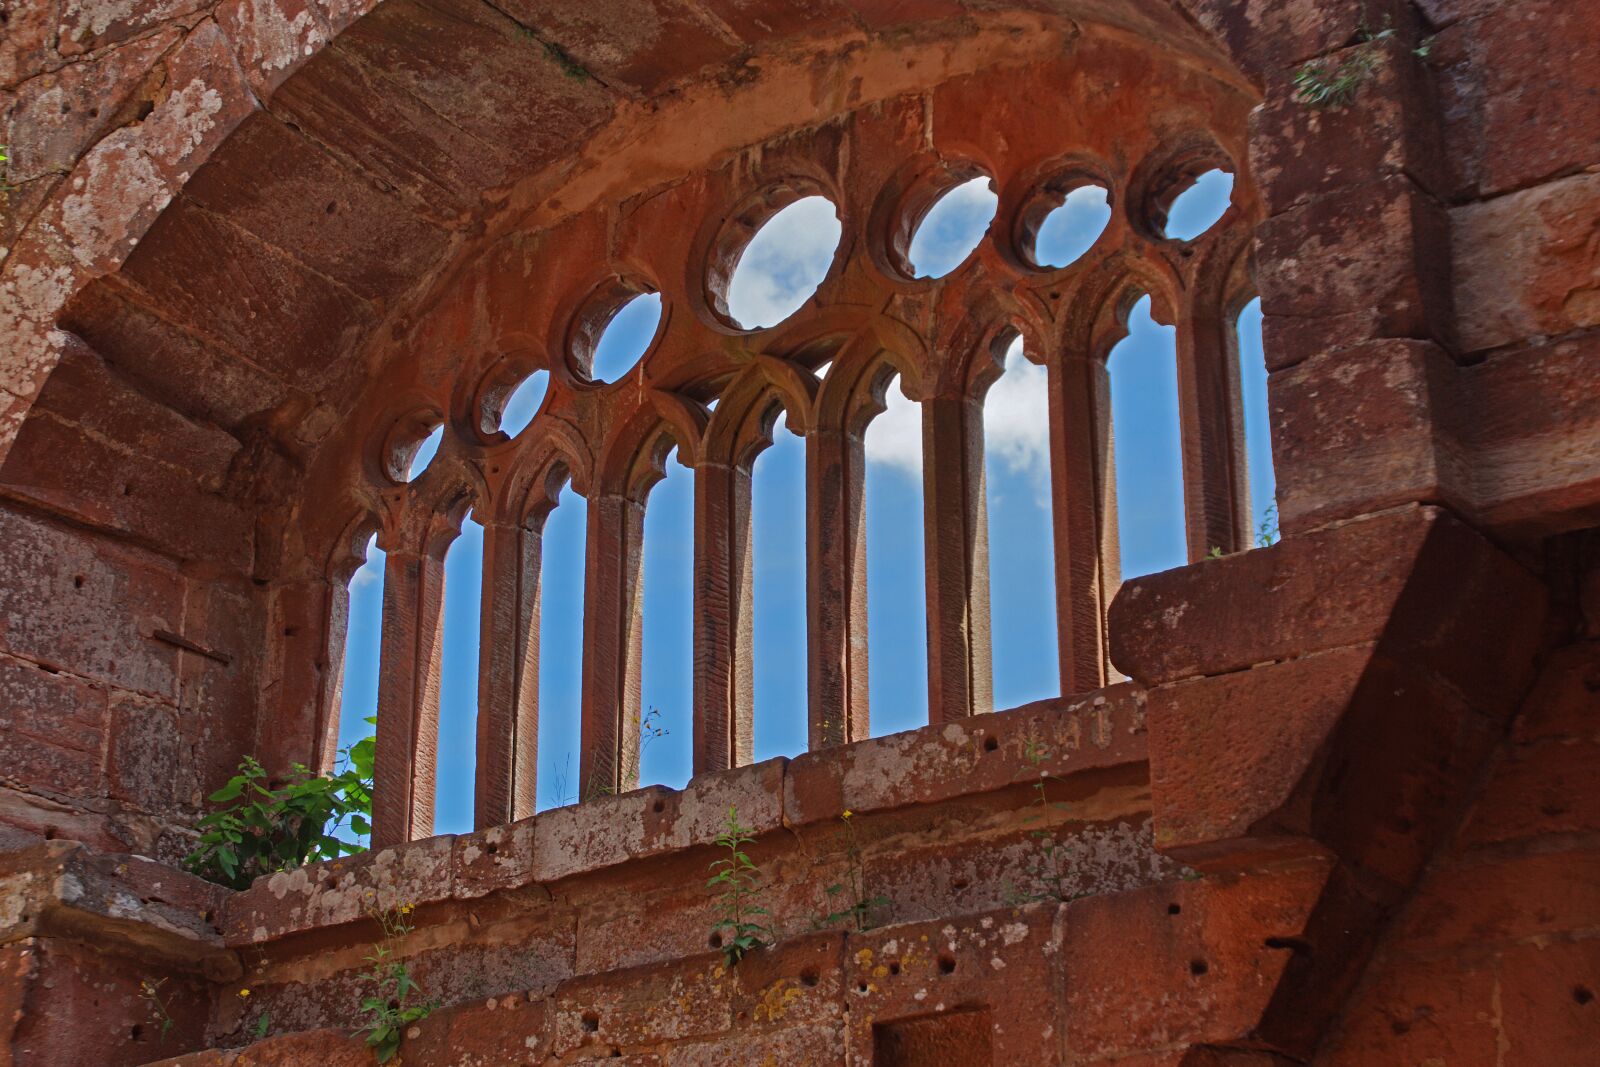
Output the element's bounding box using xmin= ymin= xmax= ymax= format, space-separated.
xmin=1452 ymin=172 xmax=1600 ymax=354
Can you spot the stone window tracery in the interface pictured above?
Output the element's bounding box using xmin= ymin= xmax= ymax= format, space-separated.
xmin=318 ymin=58 xmax=1264 ymax=846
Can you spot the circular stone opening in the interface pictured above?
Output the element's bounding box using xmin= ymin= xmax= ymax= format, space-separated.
xmin=724 ymin=196 xmax=841 ymax=330
xmin=1161 ymin=168 xmax=1233 ymax=241
xmin=1028 ymin=183 xmax=1112 ymax=268
xmin=483 ymin=369 xmax=549 ymax=437
xmin=385 ymin=414 xmax=446 ymax=484
xmin=906 ymin=175 xmax=997 ymax=278
xmin=583 ymin=292 xmax=663 ymax=384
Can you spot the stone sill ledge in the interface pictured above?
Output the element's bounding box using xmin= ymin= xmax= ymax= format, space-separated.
xmin=225 ymin=684 xmax=1148 ymax=947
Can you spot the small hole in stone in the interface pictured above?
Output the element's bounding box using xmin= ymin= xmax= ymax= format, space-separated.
xmin=73 ymin=575 xmax=84 ymax=588
xmin=888 ymin=962 xmax=901 ymax=976
xmin=609 ymin=1050 xmax=622 ymax=1059
xmin=283 ymin=626 xmax=299 ymax=637
xmin=938 ymin=956 xmax=956 ymax=975
xmin=581 ymin=1011 xmax=600 ymax=1032
xmin=952 ymin=876 xmax=969 ymax=890
xmin=122 ymin=483 xmax=133 ymax=496
xmin=653 ymin=800 xmax=665 ymax=814
xmin=1391 ymin=1019 xmax=1411 ymax=1036
xmin=43 ymin=829 xmax=56 ymax=840
xmin=1167 ymin=903 xmax=1181 ymax=915
xmin=485 ymin=842 xmax=498 ymax=855
xmin=131 ymin=1025 xmax=144 ymax=1041
xmin=709 ymin=933 xmax=723 ymax=949
xmin=204 ymin=909 xmax=215 ymax=923
xmin=800 ymin=968 xmax=820 ymax=987
xmin=134 ymin=100 xmax=154 ymax=122
xmin=1189 ymin=959 xmax=1209 ymax=977
xmin=326 ymin=201 xmax=337 ymax=214
xmin=88 ymin=107 xmax=98 ymax=118
xmin=1575 ymin=985 xmax=1595 ymax=1006
xmin=983 ymin=736 xmax=999 ymax=752
xmin=857 ymin=981 xmax=870 ymax=993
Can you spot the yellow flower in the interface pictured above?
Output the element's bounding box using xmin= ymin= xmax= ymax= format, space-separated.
xmin=237 ymin=988 xmax=251 ymax=998
xmin=400 ymin=903 xmax=415 ymax=915
xmin=841 ymin=809 xmax=854 ymax=819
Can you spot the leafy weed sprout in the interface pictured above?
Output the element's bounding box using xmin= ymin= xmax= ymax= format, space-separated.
xmin=357 ymin=900 xmax=436 ymax=1063
xmin=812 ymin=809 xmax=889 ymax=932
xmin=707 ymin=806 xmax=773 ymax=968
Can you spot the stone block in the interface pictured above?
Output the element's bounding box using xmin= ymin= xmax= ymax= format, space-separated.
xmin=1111 ymin=506 xmax=1546 ymax=717
xmin=1060 ymin=856 xmax=1330 ymax=1060
xmin=405 ymin=993 xmax=550 ymax=1064
xmin=1460 ymin=740 xmax=1600 ymax=847
xmin=550 ymin=953 xmax=734 ymax=1057
xmin=1464 ymin=333 xmax=1600 ymax=535
xmin=1498 ymin=938 xmax=1600 ymax=1066
xmin=1393 ymin=847 xmax=1600 ymax=953
xmin=1250 ymin=38 xmax=1445 ymax=215
xmin=1452 ymin=172 xmax=1600 ymax=355
xmin=1511 ymin=641 xmax=1600 ymax=743
xmin=224 ymin=834 xmax=456 ymax=945
xmin=784 ymin=686 xmax=1147 ymax=827
xmin=453 ymin=815 xmax=538 ymax=899
xmin=1257 ymin=175 xmax=1453 ymax=368
xmin=1317 ymin=954 xmax=1498 ymax=1066
xmin=0 ymin=653 xmax=106 ymax=797
xmin=1267 ymin=340 xmax=1468 ymax=534
xmin=841 ymin=906 xmax=1064 ymax=1065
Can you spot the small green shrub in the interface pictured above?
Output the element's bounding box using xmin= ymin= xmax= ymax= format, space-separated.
xmin=184 ymin=722 xmax=375 ymax=890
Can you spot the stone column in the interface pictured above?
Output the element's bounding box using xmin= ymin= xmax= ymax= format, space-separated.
xmin=372 ymin=547 xmax=447 ymax=847
xmin=1046 ymin=354 xmax=1113 ymax=693
xmin=1175 ymin=293 xmax=1250 ymax=558
xmin=579 ymin=492 xmax=646 ymax=797
xmin=474 ymin=517 xmax=542 ymax=828
xmin=692 ymin=460 xmax=755 ymax=773
xmin=920 ymin=393 xmax=992 ymax=721
xmin=806 ymin=426 xmax=870 ymax=748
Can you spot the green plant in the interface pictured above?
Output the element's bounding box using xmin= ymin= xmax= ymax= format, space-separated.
xmin=1256 ymin=502 xmax=1280 ymax=548
xmin=707 ymin=806 xmax=773 ymax=968
xmin=1207 ymin=546 xmax=1224 ymax=560
xmin=1004 ymin=739 xmax=1090 ymax=905
xmin=812 ymin=809 xmax=890 ymax=932
xmin=137 ymin=977 xmax=175 ymax=1043
xmin=357 ymin=902 xmax=436 ymax=1064
xmin=1292 ymin=22 xmax=1398 ymax=110
xmin=184 ymin=722 xmax=375 ymax=890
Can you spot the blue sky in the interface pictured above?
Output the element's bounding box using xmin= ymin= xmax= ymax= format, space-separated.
xmin=336 ymin=170 xmax=1270 ymax=835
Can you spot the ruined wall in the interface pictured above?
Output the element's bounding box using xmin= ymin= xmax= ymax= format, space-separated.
xmin=1 ymin=0 xmax=1599 ymax=1063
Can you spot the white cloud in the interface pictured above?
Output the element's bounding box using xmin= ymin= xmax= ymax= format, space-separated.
xmin=983 ymin=338 xmax=1051 ymax=495
xmin=865 ymin=378 xmax=923 ymax=477
xmin=727 ymin=197 xmax=842 ymax=329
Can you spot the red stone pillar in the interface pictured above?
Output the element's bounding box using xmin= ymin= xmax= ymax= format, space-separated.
xmin=473 ymin=517 xmax=541 ymax=828
xmin=692 ymin=460 xmax=755 ymax=774
xmin=1175 ymin=294 xmax=1250 ymax=558
xmin=1046 ymin=354 xmax=1113 ymax=693
xmin=920 ymin=393 xmax=992 ymax=721
xmin=579 ymin=492 xmax=645 ymax=797
xmin=258 ymin=577 xmax=345 ymax=777
xmin=371 ymin=547 xmax=446 ymax=847
xmin=806 ymin=426 xmax=869 ymax=748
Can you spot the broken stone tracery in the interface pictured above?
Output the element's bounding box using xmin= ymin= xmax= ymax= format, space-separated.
xmin=317 ymin=51 xmax=1260 ymax=847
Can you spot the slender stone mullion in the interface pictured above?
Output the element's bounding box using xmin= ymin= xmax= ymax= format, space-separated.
xmin=806 ymin=427 xmax=869 ymax=749
xmin=579 ymin=493 xmax=646 ymax=799
xmin=372 ymin=549 xmax=446 ymax=847
xmin=693 ymin=461 xmax=755 ymax=774
xmin=1175 ymin=294 xmax=1250 ymax=559
xmin=474 ymin=518 xmax=542 ymax=829
xmin=920 ymin=393 xmax=992 ymax=722
xmin=1046 ymin=355 xmax=1112 ymax=694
